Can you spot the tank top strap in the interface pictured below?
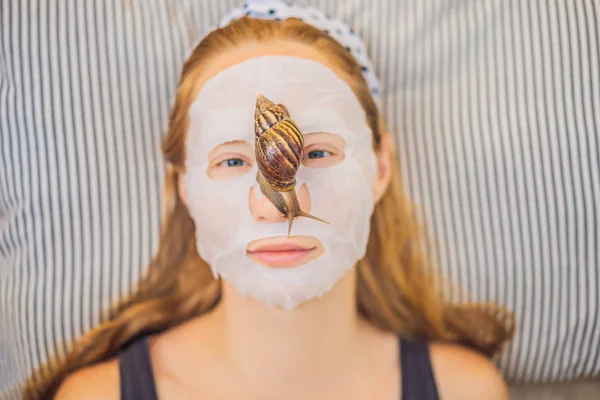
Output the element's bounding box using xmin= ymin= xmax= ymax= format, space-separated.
xmin=118 ymin=336 xmax=160 ymax=400
xmin=399 ymin=338 xmax=440 ymax=400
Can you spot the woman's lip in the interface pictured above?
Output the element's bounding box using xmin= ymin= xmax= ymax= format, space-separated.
xmin=246 ymin=247 xmax=317 ymax=268
xmin=246 ymin=236 xmax=324 ymax=268
xmin=247 ymin=243 xmax=314 ymax=253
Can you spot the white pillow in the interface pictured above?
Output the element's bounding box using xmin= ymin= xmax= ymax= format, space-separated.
xmin=1 ymin=0 xmax=598 ymax=397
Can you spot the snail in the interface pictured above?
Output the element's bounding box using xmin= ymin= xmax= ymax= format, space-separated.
xmin=254 ymin=94 xmax=329 ymax=236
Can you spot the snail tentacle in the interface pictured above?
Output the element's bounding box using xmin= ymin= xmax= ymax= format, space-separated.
xmin=257 ymin=172 xmax=329 ymax=237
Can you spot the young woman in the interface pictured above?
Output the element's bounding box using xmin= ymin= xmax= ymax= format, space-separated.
xmin=27 ymin=5 xmax=513 ymax=400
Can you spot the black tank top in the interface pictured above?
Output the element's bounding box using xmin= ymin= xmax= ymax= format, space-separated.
xmin=119 ymin=336 xmax=440 ymax=400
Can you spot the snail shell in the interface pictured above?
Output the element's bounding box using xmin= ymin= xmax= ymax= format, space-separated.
xmin=254 ymin=94 xmax=328 ymax=236
xmin=255 ymin=95 xmax=304 ymax=191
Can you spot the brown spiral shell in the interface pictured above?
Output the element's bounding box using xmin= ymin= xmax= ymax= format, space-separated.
xmin=254 ymin=94 xmax=304 ymax=191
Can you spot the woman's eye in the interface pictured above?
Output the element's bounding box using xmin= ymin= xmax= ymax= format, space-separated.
xmin=305 ymin=150 xmax=331 ymax=160
xmin=301 ymin=135 xmax=345 ymax=168
xmin=206 ymin=142 xmax=254 ymax=180
xmin=219 ymin=158 xmax=246 ymax=168
xmin=301 ymin=146 xmax=343 ymax=168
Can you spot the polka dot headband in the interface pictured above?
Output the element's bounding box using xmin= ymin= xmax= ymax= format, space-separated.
xmin=189 ymin=0 xmax=381 ymax=107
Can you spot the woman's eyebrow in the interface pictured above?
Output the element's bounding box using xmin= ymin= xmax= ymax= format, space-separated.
xmin=207 ymin=140 xmax=251 ymax=157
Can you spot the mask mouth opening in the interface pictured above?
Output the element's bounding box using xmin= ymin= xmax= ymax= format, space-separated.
xmin=246 ymin=235 xmax=324 ymax=268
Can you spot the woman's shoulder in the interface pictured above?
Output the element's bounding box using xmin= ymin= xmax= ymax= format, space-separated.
xmin=428 ymin=342 xmax=509 ymax=400
xmin=54 ymin=357 xmax=120 ymax=400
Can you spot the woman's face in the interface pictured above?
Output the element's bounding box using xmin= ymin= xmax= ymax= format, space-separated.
xmin=179 ymin=40 xmax=391 ymax=309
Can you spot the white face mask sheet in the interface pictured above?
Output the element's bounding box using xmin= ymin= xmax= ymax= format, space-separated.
xmin=183 ymin=56 xmax=377 ymax=310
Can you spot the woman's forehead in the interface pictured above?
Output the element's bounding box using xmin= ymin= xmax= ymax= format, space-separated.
xmin=191 ymin=40 xmax=344 ymax=91
xmin=186 ymin=56 xmax=372 ymax=157
xmin=193 ymin=56 xmax=354 ymax=104
xmin=190 ymin=56 xmax=366 ymax=126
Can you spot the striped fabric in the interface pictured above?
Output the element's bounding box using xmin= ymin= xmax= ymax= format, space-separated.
xmin=1 ymin=0 xmax=598 ymax=397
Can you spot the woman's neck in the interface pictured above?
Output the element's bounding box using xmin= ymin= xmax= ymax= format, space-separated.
xmin=152 ymin=269 xmax=399 ymax=399
xmin=210 ymin=270 xmax=371 ymax=387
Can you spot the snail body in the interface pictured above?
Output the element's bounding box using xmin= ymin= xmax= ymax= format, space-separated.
xmin=254 ymin=94 xmax=328 ymax=236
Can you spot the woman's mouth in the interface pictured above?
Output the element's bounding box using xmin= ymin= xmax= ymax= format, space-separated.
xmin=246 ymin=236 xmax=324 ymax=268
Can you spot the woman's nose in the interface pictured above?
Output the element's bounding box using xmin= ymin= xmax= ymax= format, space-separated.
xmin=249 ymin=183 xmax=312 ymax=223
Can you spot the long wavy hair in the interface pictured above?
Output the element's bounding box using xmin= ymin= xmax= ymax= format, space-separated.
xmin=25 ymin=17 xmax=514 ymax=399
